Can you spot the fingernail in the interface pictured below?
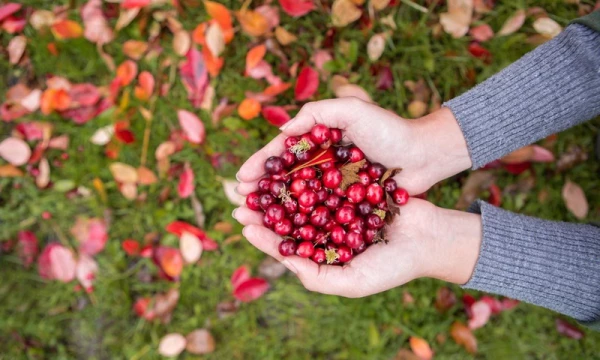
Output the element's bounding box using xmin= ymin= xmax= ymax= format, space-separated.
xmin=234 ymin=186 xmax=240 ymax=195
xmin=235 ymin=172 xmax=241 ymax=182
xmin=232 ymin=208 xmax=238 ymax=220
xmin=281 ymin=259 xmax=298 ymax=274
xmin=280 ymin=118 xmax=295 ymax=131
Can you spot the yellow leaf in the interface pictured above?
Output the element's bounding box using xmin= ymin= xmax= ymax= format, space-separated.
xmin=275 ymin=27 xmax=297 ymax=45
xmin=109 ymin=162 xmax=138 ymax=183
xmin=236 ymin=10 xmax=269 ymax=37
xmin=439 ymin=0 xmax=473 ymax=38
xmin=331 ymin=0 xmax=362 ymax=27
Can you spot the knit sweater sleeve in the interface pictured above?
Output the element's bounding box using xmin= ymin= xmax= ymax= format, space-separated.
xmin=443 ymin=23 xmax=600 ymax=169
xmin=464 ymin=201 xmax=600 ymax=327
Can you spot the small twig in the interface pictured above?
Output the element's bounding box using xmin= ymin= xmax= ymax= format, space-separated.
xmin=402 ymin=0 xmax=428 ymax=13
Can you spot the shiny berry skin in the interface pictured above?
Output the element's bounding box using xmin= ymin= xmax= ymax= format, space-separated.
xmin=335 ymin=146 xmax=351 ymax=162
xmin=284 ymin=136 xmax=299 ymax=149
xmin=299 ymin=205 xmax=314 ymax=214
xmin=323 ymin=220 xmax=337 ymax=231
xmin=281 ymin=152 xmax=296 ymax=167
xmin=315 ymin=189 xmax=328 ymax=203
xmin=331 ymin=226 xmax=346 ymax=244
xmin=348 ymin=217 xmax=365 ymax=234
xmin=357 ymin=172 xmax=370 ymax=186
xmin=393 ymin=188 xmax=409 ymax=205
xmin=291 ymin=228 xmax=302 ymax=239
xmin=266 ymin=204 xmax=285 ymax=222
xmin=383 ymin=178 xmax=398 ymax=193
xmin=296 ymin=150 xmax=311 ymax=162
xmin=293 ymin=212 xmax=309 ymax=226
xmin=283 ymin=199 xmax=298 ymax=214
xmin=324 ymin=194 xmax=341 ymax=210
xmin=322 ymin=169 xmax=342 ymax=189
xmin=310 ymin=206 xmax=330 ymax=227
xmin=299 ymin=133 xmax=317 ymax=151
xmin=298 ymin=190 xmax=318 ymax=207
xmin=259 ymin=193 xmax=275 ymax=210
xmin=346 ymin=183 xmax=366 ymax=203
xmin=319 ymin=161 xmax=335 ymax=171
xmin=337 ymin=245 xmax=353 ymax=262
xmin=246 ymin=192 xmax=261 ymax=211
xmin=258 ymin=178 xmax=271 ymax=192
xmin=314 ymin=231 xmax=328 ymax=245
xmin=357 ymin=201 xmax=373 ymax=216
xmin=270 ymin=180 xmax=286 ymax=197
xmin=335 ymin=206 xmax=355 ymax=224
xmin=296 ymin=241 xmax=315 ymax=258
xmin=330 ymin=128 xmax=342 ymax=143
xmin=278 ymin=239 xmax=297 ymax=256
xmin=298 ymin=167 xmax=317 ymax=180
xmin=310 ymin=124 xmax=331 ymax=145
xmin=366 ymin=214 xmax=384 ymax=229
xmin=308 ymin=178 xmax=322 ymax=190
xmin=263 ymin=215 xmax=275 ymax=229
xmin=311 ymin=248 xmax=327 ymax=264
xmin=334 ymin=187 xmax=346 ymax=197
xmin=366 ymin=183 xmax=384 ymax=205
xmin=364 ymin=228 xmax=378 ymax=244
xmin=367 ymin=163 xmax=385 ymax=180
xmin=299 ymin=225 xmax=317 ymax=241
xmin=290 ymin=179 xmax=308 ymax=194
xmin=274 ymin=218 xmax=293 ymax=235
xmin=271 ymin=171 xmax=290 ymax=183
xmin=360 ymin=160 xmax=370 ymax=171
xmin=341 ymin=201 xmax=355 ymax=210
xmin=264 ymin=156 xmax=284 ymax=174
xmin=377 ymin=201 xmax=389 ymax=211
xmin=345 ymin=231 xmax=364 ymax=249
xmin=355 ymin=241 xmax=367 ymax=254
xmin=349 ymin=147 xmax=364 ymax=162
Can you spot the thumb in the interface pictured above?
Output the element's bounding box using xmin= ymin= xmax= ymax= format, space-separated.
xmin=280 ymin=98 xmax=369 ymax=135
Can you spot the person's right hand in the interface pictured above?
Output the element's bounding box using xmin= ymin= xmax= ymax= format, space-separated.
xmin=236 ymin=98 xmax=472 ymax=196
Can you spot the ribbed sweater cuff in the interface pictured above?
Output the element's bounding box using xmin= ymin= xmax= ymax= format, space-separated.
xmin=463 ymin=200 xmax=600 ymax=323
xmin=444 ymin=24 xmax=600 ymax=169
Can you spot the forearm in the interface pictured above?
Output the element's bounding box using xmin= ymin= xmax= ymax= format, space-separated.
xmin=443 ymin=24 xmax=600 ymax=169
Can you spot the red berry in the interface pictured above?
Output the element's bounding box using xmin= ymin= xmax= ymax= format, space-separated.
xmin=299 ymin=205 xmax=314 ymax=214
xmin=366 ymin=214 xmax=384 ymax=229
xmin=290 ymin=179 xmax=308 ymax=194
xmin=283 ymin=199 xmax=298 ymax=214
xmin=383 ymin=178 xmax=398 ymax=193
xmin=291 ymin=228 xmax=302 ymax=239
xmin=334 ymin=187 xmax=346 ymax=197
xmin=271 ymin=171 xmax=290 ymax=183
xmin=355 ymin=241 xmax=367 ymax=254
xmin=296 ymin=150 xmax=311 ymax=162
xmin=323 ymin=169 xmax=342 ymax=189
xmin=310 ymin=206 xmax=330 ymax=227
xmin=296 ymin=241 xmax=315 ymax=258
xmin=278 ymin=239 xmax=297 ymax=256
xmin=300 ymin=133 xmax=317 ymax=151
xmin=308 ymin=178 xmax=322 ymax=190
xmin=298 ymin=167 xmax=317 ymax=180
xmin=377 ymin=200 xmax=388 ymax=211
xmin=349 ymin=147 xmax=364 ymax=162
xmin=314 ymin=231 xmax=328 ymax=245
xmin=346 ymin=183 xmax=366 ymax=203
xmin=274 ymin=218 xmax=293 ymax=235
xmin=341 ymin=201 xmax=355 ymax=210
xmin=281 ymin=152 xmax=296 ymax=167
xmin=284 ymin=136 xmax=299 ymax=149
xmin=266 ymin=204 xmax=285 ymax=222
xmin=299 ymin=225 xmax=317 ymax=241
xmin=310 ymin=124 xmax=331 ymax=145
xmin=293 ymin=212 xmax=309 ymax=226
xmin=357 ymin=172 xmax=370 ymax=186
xmin=246 ymin=192 xmax=261 ymax=211
xmin=258 ymin=178 xmax=271 ymax=192
xmin=337 ymin=245 xmax=353 ymax=262
xmin=345 ymin=232 xmax=364 ymax=249
xmin=324 ymin=194 xmax=341 ymax=210
xmin=265 ymin=156 xmax=284 ymax=174
xmin=393 ymin=188 xmax=409 ymax=205
xmin=260 ymin=194 xmax=274 ymax=211
xmin=331 ymin=226 xmax=346 ymax=244
xmin=357 ymin=201 xmax=373 ymax=216
xmin=270 ymin=180 xmax=286 ymax=197
xmin=335 ymin=206 xmax=355 ymax=224
xmin=367 ymin=163 xmax=385 ymax=180
xmin=365 ymin=229 xmax=378 ymax=244
xmin=319 ymin=161 xmax=335 ymax=171
xmin=330 ymin=128 xmax=342 ymax=143
xmin=323 ymin=219 xmax=337 ymax=231
xmin=315 ymin=189 xmax=328 ymax=203
xmin=366 ymin=183 xmax=384 ymax=205
xmin=335 ymin=146 xmax=351 ymax=162
xmin=311 ymin=248 xmax=327 ymax=264
xmin=298 ymin=190 xmax=318 ymax=207
xmin=263 ymin=215 xmax=275 ymax=229
xmin=348 ymin=217 xmax=365 ymax=233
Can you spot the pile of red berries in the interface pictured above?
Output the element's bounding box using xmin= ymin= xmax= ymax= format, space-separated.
xmin=246 ymin=124 xmax=409 ymax=265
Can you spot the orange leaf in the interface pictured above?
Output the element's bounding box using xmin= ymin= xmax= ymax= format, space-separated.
xmin=409 ymin=337 xmax=433 ymax=360
xmin=192 ymin=22 xmax=208 ymax=45
xmin=450 ymin=322 xmax=477 ymax=354
xmin=246 ymin=44 xmax=266 ymax=71
xmin=134 ymin=71 xmax=154 ymax=101
xmin=238 ymin=98 xmax=261 ymax=120
xmin=116 ymin=60 xmax=138 ymax=86
xmin=202 ymin=46 xmax=224 ymax=77
xmin=236 ymin=10 xmax=269 ymax=37
xmin=0 ymin=164 xmax=23 ymax=177
xmin=264 ymin=82 xmax=292 ymax=96
xmin=204 ymin=1 xmax=234 ymax=43
xmin=40 ymin=88 xmax=71 ymax=114
xmin=159 ymin=247 xmax=183 ymax=278
xmin=51 ymin=19 xmax=83 ymax=39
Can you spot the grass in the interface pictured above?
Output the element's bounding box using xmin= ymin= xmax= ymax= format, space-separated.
xmin=1 ymin=0 xmax=599 ymax=359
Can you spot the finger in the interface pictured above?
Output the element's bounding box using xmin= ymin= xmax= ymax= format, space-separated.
xmin=233 ymin=206 xmax=263 ymax=226
xmin=280 ymin=98 xmax=369 ymax=136
xmin=236 ymin=180 xmax=259 ymax=196
xmin=237 ymin=134 xmax=287 ymax=183
xmin=242 ymin=224 xmax=285 ymax=261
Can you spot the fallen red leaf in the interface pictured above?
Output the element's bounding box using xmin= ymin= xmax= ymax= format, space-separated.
xmin=231 ymin=265 xmax=251 ymax=289
xmin=178 ymin=163 xmax=194 ymax=198
xmin=434 ymin=286 xmax=456 ymax=313
xmin=115 ymin=129 xmax=135 ymax=144
xmin=480 ymin=295 xmax=503 ymax=315
xmin=279 ymin=0 xmax=314 ymax=17
xmin=17 ymin=231 xmax=38 ymax=268
xmin=0 ymin=3 xmax=21 ymax=22
xmin=122 ymin=239 xmax=140 ymax=256
xmin=180 ymin=48 xmax=210 ymax=108
xmin=469 ymin=24 xmax=494 ymax=42
xmin=463 ymin=293 xmax=476 ymax=318
xmin=294 ymin=66 xmax=319 ymax=101
xmin=262 ymin=106 xmax=291 ymax=127
xmin=37 ymin=243 xmax=77 ymax=282
xmin=375 ymin=65 xmax=394 ymax=91
xmin=468 ymin=42 xmax=492 ymax=62
xmin=2 ymin=15 xmax=26 ymax=34
xmin=165 ymin=221 xmax=218 ymax=251
xmin=501 ymin=298 xmax=519 ymax=310
xmin=233 ymin=277 xmax=269 ymax=302
xmin=116 ymin=60 xmax=138 ymax=86
xmin=556 ymin=319 xmax=584 ymax=340
xmin=468 ymin=300 xmax=492 ymax=330
xmin=502 ymin=161 xmax=531 ymax=175
xmin=154 ymin=246 xmax=184 ymax=279
xmin=70 ymin=217 xmax=108 ymax=256
xmin=177 ymin=109 xmax=206 ymax=144
xmin=122 ymin=0 xmax=150 ymax=9
xmin=133 ymin=297 xmax=153 ymax=320
xmin=51 ymin=19 xmax=83 ymax=39
xmin=488 ymin=183 xmax=502 ymax=206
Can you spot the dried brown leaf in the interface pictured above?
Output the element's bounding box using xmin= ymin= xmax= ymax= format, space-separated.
xmin=340 ymin=159 xmax=367 ymax=190
xmin=450 ymin=321 xmax=477 ymax=354
xmin=562 ymin=179 xmax=588 ymax=219
xmin=331 ymin=0 xmax=362 ymax=27
xmin=455 ymin=171 xmax=495 ymax=210
xmin=186 ymin=329 xmax=216 ymax=354
xmin=380 ymin=168 xmax=402 ymax=185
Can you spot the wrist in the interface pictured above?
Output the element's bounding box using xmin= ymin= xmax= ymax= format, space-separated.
xmin=414 ymin=107 xmax=472 ymax=181
xmin=427 ymin=206 xmax=482 ymax=285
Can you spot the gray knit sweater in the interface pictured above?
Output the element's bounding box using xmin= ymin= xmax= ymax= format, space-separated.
xmin=444 ymin=23 xmax=600 ymax=328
